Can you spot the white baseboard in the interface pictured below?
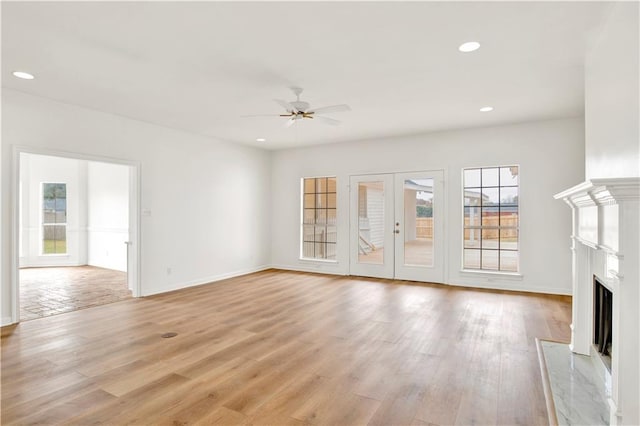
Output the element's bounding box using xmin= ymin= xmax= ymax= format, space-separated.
xmin=270 ymin=265 xmax=570 ymax=295
xmin=2 ymin=316 xmax=14 ymax=327
xmin=142 ymin=264 xmax=272 ymax=296
xmin=447 ymin=278 xmax=572 ymax=295
xmin=270 ymin=264 xmax=347 ymax=276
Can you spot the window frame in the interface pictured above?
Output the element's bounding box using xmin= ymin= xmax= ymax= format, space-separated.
xmin=300 ymin=176 xmax=337 ymax=262
xmin=461 ymin=165 xmax=520 ymax=274
xmin=41 ymin=182 xmax=68 ymax=256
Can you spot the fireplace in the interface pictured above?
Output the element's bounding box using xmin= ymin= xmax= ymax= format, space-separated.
xmin=593 ymin=276 xmax=612 ymax=368
xmin=555 ymin=178 xmax=640 ymax=425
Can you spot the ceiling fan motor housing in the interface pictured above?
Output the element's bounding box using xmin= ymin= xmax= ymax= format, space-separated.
xmin=291 ymin=100 xmax=310 ymax=112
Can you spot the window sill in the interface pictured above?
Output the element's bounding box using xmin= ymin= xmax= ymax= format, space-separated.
xmin=298 ymin=258 xmax=338 ymax=264
xmin=460 ymin=269 xmax=523 ymax=280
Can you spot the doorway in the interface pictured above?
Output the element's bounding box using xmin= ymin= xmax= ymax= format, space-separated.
xmin=349 ymin=170 xmax=444 ymax=283
xmin=11 ymin=148 xmax=140 ymax=323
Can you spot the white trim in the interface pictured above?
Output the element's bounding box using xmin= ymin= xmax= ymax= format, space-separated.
xmin=272 ymin=264 xmax=347 ymax=276
xmin=142 ymin=265 xmax=272 ymax=296
xmin=459 ymin=269 xmax=524 ymax=280
xmin=298 ymin=258 xmax=339 ymax=264
xmin=449 ymin=278 xmax=570 ymax=296
xmin=1 ymin=317 xmax=13 ymax=327
xmin=554 ymin=178 xmax=640 ymax=205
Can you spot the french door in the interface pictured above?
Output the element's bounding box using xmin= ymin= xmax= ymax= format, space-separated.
xmin=349 ymin=170 xmax=444 ymax=283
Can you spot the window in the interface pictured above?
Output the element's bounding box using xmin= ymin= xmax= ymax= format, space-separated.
xmin=463 ymin=166 xmax=518 ymax=272
xmin=42 ymin=183 xmax=67 ymax=255
xmin=301 ymin=177 xmax=337 ymax=260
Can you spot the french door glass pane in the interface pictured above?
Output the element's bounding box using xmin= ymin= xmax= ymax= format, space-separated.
xmin=358 ymin=181 xmax=384 ymax=264
xmin=403 ymin=178 xmax=433 ymax=266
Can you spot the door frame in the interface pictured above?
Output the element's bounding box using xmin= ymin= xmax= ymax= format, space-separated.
xmin=10 ymin=145 xmax=142 ymax=324
xmin=348 ymin=169 xmax=447 ymax=283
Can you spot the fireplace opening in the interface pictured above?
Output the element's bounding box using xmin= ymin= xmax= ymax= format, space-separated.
xmin=593 ymin=276 xmax=612 ymax=369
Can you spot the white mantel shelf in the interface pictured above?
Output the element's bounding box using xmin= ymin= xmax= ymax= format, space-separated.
xmin=554 ymin=178 xmax=640 ymax=426
xmin=555 ymin=177 xmax=640 ymax=205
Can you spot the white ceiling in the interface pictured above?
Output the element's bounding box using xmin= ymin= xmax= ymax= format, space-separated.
xmin=2 ymin=1 xmax=611 ymax=150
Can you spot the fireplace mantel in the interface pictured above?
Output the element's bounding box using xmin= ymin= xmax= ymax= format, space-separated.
xmin=555 ymin=178 xmax=639 ymax=426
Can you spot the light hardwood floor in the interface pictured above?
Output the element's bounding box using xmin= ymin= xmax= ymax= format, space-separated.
xmin=1 ymin=269 xmax=571 ymax=425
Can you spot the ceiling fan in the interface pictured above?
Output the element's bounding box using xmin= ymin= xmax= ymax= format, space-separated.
xmin=243 ymin=87 xmax=351 ymax=127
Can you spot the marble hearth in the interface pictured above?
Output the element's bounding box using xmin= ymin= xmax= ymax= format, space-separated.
xmin=555 ymin=178 xmax=639 ymax=425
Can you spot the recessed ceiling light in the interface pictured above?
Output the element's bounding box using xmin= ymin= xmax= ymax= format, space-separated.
xmin=479 ymin=106 xmax=494 ymax=112
xmin=12 ymin=71 xmax=35 ymax=80
xmin=256 ymin=138 xmax=266 ymax=142
xmin=458 ymin=42 xmax=480 ymax=53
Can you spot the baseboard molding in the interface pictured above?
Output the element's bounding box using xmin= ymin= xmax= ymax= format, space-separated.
xmin=2 ymin=316 xmax=14 ymax=326
xmin=448 ymin=278 xmax=572 ymax=295
xmin=142 ymin=264 xmax=272 ymax=296
xmin=270 ymin=264 xmax=348 ymax=276
xmin=271 ymin=265 xmax=570 ymax=295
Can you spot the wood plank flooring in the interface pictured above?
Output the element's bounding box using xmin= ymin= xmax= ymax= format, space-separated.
xmin=1 ymin=269 xmax=571 ymax=425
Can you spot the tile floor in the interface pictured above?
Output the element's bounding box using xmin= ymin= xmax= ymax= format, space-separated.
xmin=19 ymin=266 xmax=132 ymax=321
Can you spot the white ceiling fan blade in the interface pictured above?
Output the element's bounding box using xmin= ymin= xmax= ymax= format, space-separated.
xmin=274 ymin=99 xmax=297 ymax=113
xmin=315 ymin=116 xmax=341 ymax=126
xmin=308 ymin=104 xmax=351 ymax=115
xmin=284 ymin=117 xmax=297 ymax=128
xmin=240 ymin=114 xmax=284 ymax=118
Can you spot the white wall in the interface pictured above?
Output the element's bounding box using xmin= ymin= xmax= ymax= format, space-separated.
xmin=19 ymin=153 xmax=87 ymax=267
xmin=2 ymin=89 xmax=272 ymax=323
xmin=585 ymin=2 xmax=639 ymax=179
xmin=87 ymin=161 xmax=129 ymax=272
xmin=271 ymin=118 xmax=585 ymax=294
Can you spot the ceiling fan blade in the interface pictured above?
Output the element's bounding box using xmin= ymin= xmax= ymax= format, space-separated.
xmin=274 ymin=99 xmax=297 ymax=113
xmin=240 ymin=114 xmax=284 ymax=118
xmin=314 ymin=116 xmax=341 ymax=126
xmin=284 ymin=117 xmax=297 ymax=128
xmin=308 ymin=104 xmax=351 ymax=115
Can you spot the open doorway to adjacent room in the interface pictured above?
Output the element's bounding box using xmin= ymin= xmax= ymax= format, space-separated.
xmin=17 ymin=151 xmax=139 ymax=321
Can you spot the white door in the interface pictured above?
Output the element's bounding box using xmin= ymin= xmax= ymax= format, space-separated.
xmin=394 ymin=170 xmax=444 ymax=283
xmin=350 ymin=171 xmax=445 ymax=283
xmin=349 ymin=174 xmax=395 ymax=278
